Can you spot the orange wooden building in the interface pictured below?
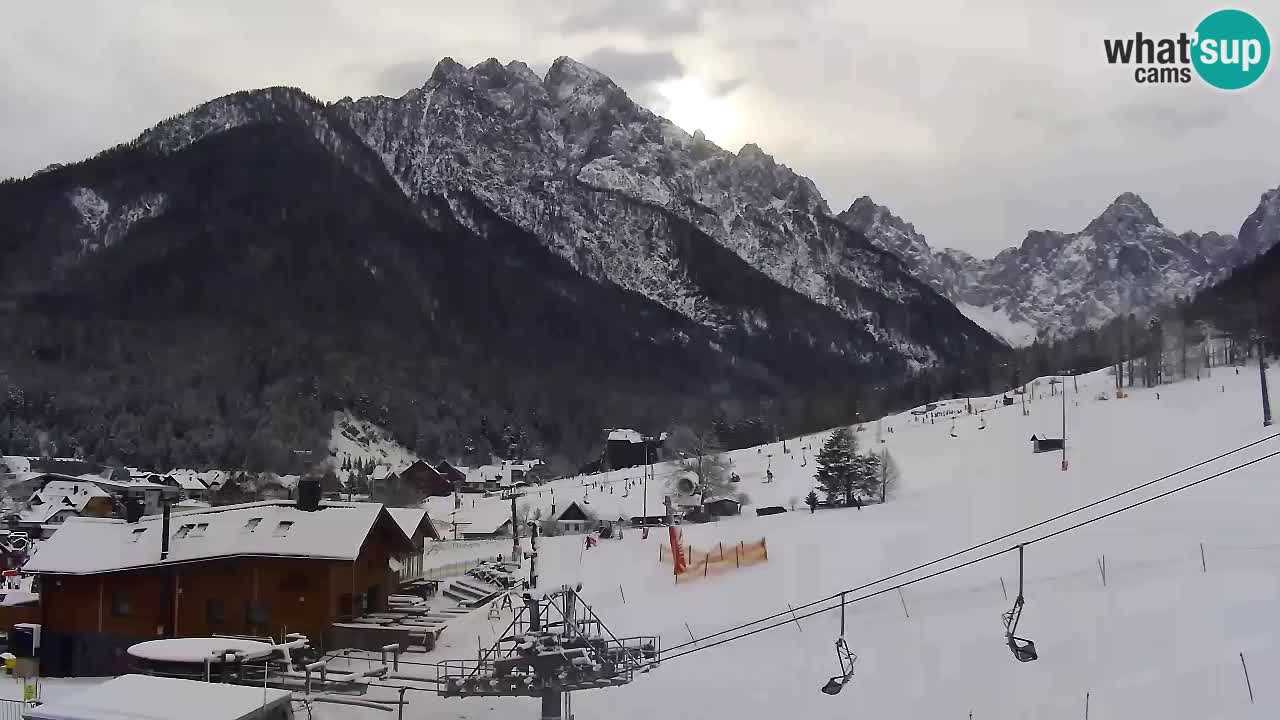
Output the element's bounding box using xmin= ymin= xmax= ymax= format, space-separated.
xmin=24 ymin=484 xmax=415 ymax=677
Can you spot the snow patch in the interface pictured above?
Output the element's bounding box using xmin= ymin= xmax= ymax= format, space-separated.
xmin=328 ymin=411 xmax=421 ymax=482
xmin=956 ymin=302 xmax=1038 ymax=347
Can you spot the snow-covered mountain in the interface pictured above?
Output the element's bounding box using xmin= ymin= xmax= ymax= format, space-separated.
xmin=840 ymin=189 xmax=1280 ymax=345
xmin=130 ymin=57 xmax=996 ymax=369
xmin=0 ymin=57 xmax=1002 ymax=472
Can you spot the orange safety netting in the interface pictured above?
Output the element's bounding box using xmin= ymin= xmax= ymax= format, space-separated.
xmin=659 ymin=538 xmax=769 ymax=582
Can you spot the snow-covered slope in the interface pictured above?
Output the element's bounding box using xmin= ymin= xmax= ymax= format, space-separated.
xmin=328 ymin=411 xmax=421 ymax=478
xmin=314 ymin=360 xmax=1280 ymax=720
xmin=841 ymin=189 xmax=1280 ymax=345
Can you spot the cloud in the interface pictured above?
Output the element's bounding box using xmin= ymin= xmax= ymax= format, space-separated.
xmin=581 ymin=47 xmax=685 ymax=94
xmin=562 ymin=0 xmax=702 ymax=36
xmin=0 ymin=0 xmax=1274 ymax=257
xmin=711 ymin=77 xmax=746 ymax=97
xmin=1013 ymin=106 xmax=1090 ymax=136
xmin=1111 ymin=101 xmax=1227 ymax=135
xmin=372 ymin=60 xmax=439 ymax=96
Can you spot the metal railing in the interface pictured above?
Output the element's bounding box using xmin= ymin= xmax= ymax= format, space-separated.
xmin=415 ymin=557 xmax=492 ymax=582
xmin=0 ymin=699 xmax=29 ymax=720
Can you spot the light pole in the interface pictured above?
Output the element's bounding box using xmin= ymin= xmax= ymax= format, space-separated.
xmin=1060 ymin=372 xmax=1068 ymax=472
xmin=643 ymin=440 xmax=650 ymax=521
xmin=1258 ymin=335 xmax=1273 ymax=427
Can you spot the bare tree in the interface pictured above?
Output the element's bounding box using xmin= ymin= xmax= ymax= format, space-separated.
xmin=667 ymin=425 xmax=732 ymax=498
xmin=877 ymin=449 xmax=900 ymax=503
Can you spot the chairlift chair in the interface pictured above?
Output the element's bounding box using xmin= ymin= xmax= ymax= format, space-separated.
xmin=1003 ymin=544 xmax=1038 ymax=662
xmin=821 ymin=593 xmax=858 ymax=695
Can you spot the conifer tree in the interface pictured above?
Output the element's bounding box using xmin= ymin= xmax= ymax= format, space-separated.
xmin=815 ymin=427 xmax=856 ymax=504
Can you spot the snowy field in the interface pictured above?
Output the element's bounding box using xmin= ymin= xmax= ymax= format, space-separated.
xmin=306 ymin=362 xmax=1280 ymax=719
xmin=30 ymin=363 xmax=1280 ymax=719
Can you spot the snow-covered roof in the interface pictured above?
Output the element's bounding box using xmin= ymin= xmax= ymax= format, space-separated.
xmin=24 ymin=674 xmax=291 ymax=720
xmin=86 ymin=476 xmax=176 ymax=493
xmin=19 ymin=504 xmax=77 ymax=524
xmin=20 ymin=480 xmax=112 ymax=522
xmin=608 ymin=429 xmax=643 ymax=443
xmin=561 ymin=496 xmax=628 ymax=522
xmin=165 ymin=469 xmax=209 ymax=491
xmin=23 ymin=500 xmax=411 ymax=575
xmin=447 ymin=503 xmax=512 ymax=535
xmin=387 ymin=507 xmax=439 ymax=540
xmin=702 ymin=495 xmax=741 ymax=505
xmin=0 ymin=590 xmax=38 ymax=606
xmin=3 ymin=471 xmax=43 ymax=486
xmin=0 ymin=456 xmax=31 ymax=474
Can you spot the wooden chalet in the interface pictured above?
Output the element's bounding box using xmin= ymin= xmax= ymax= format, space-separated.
xmin=554 ymin=499 xmax=626 ymax=535
xmin=400 ymin=460 xmax=453 ymax=498
xmin=435 ymin=461 xmax=466 ymax=492
xmin=605 ymin=429 xmax=665 ymax=470
xmin=387 ymin=507 xmax=441 ymax=582
xmin=702 ymin=497 xmax=743 ymax=518
xmin=23 ymin=479 xmax=414 ymax=677
xmin=15 ymin=477 xmax=115 ymax=537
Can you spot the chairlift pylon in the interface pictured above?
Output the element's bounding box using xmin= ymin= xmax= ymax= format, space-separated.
xmin=1002 ymin=544 xmax=1038 ymax=662
xmin=821 ymin=593 xmax=858 ymax=695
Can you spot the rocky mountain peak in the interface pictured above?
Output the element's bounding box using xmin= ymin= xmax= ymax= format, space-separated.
xmin=544 ymin=56 xmax=615 ymax=101
xmin=1085 ymin=192 xmax=1161 ymax=235
xmin=504 ymin=60 xmax=543 ymax=86
xmin=842 ymin=196 xmax=920 ymax=239
xmin=735 ymin=143 xmax=775 ymax=168
xmin=430 ymin=57 xmax=472 ymax=85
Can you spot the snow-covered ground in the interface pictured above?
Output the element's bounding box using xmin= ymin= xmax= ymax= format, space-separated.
xmin=956 ymin=301 xmax=1039 ymax=347
xmin=380 ymin=363 xmax=1279 ymax=719
xmin=328 ymin=411 xmax=422 ymax=478
xmin=34 ymin=363 xmax=1280 ymax=719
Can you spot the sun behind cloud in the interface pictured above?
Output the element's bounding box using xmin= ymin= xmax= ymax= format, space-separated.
xmin=653 ymin=76 xmax=745 ymax=148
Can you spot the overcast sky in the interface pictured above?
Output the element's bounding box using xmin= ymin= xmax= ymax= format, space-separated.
xmin=3 ymin=0 xmax=1277 ymax=256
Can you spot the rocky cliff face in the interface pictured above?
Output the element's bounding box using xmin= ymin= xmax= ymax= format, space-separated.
xmin=328 ymin=56 xmax=993 ymax=367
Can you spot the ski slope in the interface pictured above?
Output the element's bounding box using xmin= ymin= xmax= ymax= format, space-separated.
xmin=397 ymin=364 xmax=1280 ymax=720
xmin=16 ymin=364 xmax=1279 ymax=719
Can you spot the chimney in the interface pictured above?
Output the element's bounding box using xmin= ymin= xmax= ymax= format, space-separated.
xmin=160 ymin=502 xmax=171 ymax=560
xmin=297 ymin=477 xmax=321 ymax=512
xmin=124 ymin=496 xmax=145 ymax=523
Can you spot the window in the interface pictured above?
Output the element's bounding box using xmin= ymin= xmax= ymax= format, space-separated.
xmin=245 ymin=602 xmax=269 ymax=626
xmin=187 ymin=523 xmax=209 ymax=538
xmin=244 ymin=517 xmax=263 ymax=532
xmin=174 ymin=524 xmax=193 ymax=540
xmin=272 ymin=521 xmax=294 ymax=537
xmin=206 ymin=598 xmax=225 ymax=625
xmin=127 ymin=528 xmax=147 ymax=543
xmin=111 ymin=590 xmax=131 ymax=617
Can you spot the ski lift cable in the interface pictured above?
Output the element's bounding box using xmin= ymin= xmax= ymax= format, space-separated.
xmin=658 ymin=431 xmax=1280 ymax=656
xmin=654 ymin=445 xmax=1280 ymax=667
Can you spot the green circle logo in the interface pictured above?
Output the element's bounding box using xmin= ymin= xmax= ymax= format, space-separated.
xmin=1193 ymin=9 xmax=1270 ymax=89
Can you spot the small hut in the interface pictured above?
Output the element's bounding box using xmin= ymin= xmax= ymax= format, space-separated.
xmin=1029 ymin=435 xmax=1065 ymax=453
